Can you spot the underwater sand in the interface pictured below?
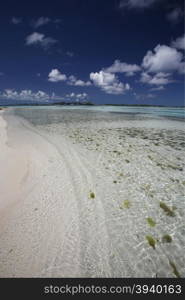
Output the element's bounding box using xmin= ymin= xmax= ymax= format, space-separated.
xmin=0 ymin=108 xmax=185 ymax=277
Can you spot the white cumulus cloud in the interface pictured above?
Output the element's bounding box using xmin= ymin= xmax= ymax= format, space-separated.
xmin=90 ymin=70 xmax=130 ymax=95
xmin=140 ymin=72 xmax=172 ymax=86
xmin=104 ymin=60 xmax=141 ymax=76
xmin=31 ymin=17 xmax=50 ymax=28
xmin=171 ymin=34 xmax=185 ymax=50
xmin=48 ymin=70 xmax=91 ymax=86
xmin=48 ymin=69 xmax=67 ymax=82
xmin=65 ymin=92 xmax=88 ymax=100
xmin=142 ymin=44 xmax=185 ymax=74
xmin=68 ymin=75 xmax=91 ymax=86
xmin=25 ymin=32 xmax=57 ymax=49
xmin=0 ymin=89 xmax=50 ymax=101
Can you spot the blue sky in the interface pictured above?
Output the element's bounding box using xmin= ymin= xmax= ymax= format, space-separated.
xmin=0 ymin=0 xmax=184 ymax=106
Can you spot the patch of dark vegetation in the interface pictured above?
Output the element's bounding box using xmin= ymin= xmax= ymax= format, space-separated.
xmin=156 ymin=162 xmax=165 ymax=170
xmin=159 ymin=202 xmax=175 ymax=217
xmin=146 ymin=235 xmax=156 ymax=249
xmin=120 ymin=200 xmax=131 ymax=209
xmin=90 ymin=192 xmax=95 ymax=199
xmin=148 ymin=155 xmax=153 ymax=160
xmin=169 ymin=261 xmax=181 ymax=278
xmin=162 ymin=234 xmax=172 ymax=243
xmin=146 ymin=217 xmax=156 ymax=227
xmin=167 ymin=164 xmax=183 ymax=171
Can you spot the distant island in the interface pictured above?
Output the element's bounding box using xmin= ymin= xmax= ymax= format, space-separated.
xmin=0 ymin=101 xmax=184 ymax=108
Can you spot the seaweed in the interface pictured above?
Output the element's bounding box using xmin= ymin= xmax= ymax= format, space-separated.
xmin=148 ymin=155 xmax=153 ymax=160
xmin=162 ymin=234 xmax=172 ymax=243
xmin=159 ymin=202 xmax=175 ymax=217
xmin=90 ymin=192 xmax=95 ymax=199
xmin=120 ymin=200 xmax=131 ymax=209
xmin=167 ymin=164 xmax=183 ymax=171
xmin=169 ymin=261 xmax=181 ymax=278
xmin=125 ymin=159 xmax=130 ymax=163
xmin=146 ymin=217 xmax=156 ymax=227
xmin=156 ymin=162 xmax=165 ymax=170
xmin=146 ymin=235 xmax=156 ymax=249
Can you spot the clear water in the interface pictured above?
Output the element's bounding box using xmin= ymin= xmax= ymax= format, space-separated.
xmin=5 ymin=105 xmax=185 ymax=120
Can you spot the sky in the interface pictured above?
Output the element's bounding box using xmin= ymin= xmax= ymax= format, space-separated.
xmin=0 ymin=0 xmax=184 ymax=106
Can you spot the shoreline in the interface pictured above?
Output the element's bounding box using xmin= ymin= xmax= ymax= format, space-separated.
xmin=0 ymin=109 xmax=185 ymax=277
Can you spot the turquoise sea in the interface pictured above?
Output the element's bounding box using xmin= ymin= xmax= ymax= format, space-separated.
xmin=3 ymin=105 xmax=185 ymax=120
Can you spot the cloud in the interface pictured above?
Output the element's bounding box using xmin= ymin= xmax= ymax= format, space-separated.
xmin=48 ymin=69 xmax=91 ymax=86
xmin=65 ymin=92 xmax=88 ymax=100
xmin=146 ymin=93 xmax=156 ymax=98
xmin=0 ymin=89 xmax=50 ymax=101
xmin=11 ymin=17 xmax=22 ymax=24
xmin=68 ymin=75 xmax=91 ymax=86
xmin=166 ymin=7 xmax=184 ymax=23
xmin=31 ymin=17 xmax=50 ymax=28
xmin=142 ymin=44 xmax=185 ymax=74
xmin=104 ymin=60 xmax=141 ymax=76
xmin=119 ymin=0 xmax=159 ymax=9
xmin=134 ymin=92 xmax=156 ymax=100
xmin=48 ymin=69 xmax=67 ymax=82
xmin=25 ymin=32 xmax=57 ymax=49
xmin=140 ymin=72 xmax=172 ymax=85
xmin=66 ymin=51 xmax=74 ymax=57
xmin=0 ymin=89 xmax=88 ymax=103
xmin=90 ymin=70 xmax=130 ymax=94
xmin=171 ymin=34 xmax=185 ymax=51
xmin=150 ymin=86 xmax=165 ymax=91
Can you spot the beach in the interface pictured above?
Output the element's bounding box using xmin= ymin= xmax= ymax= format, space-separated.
xmin=0 ymin=107 xmax=185 ymax=277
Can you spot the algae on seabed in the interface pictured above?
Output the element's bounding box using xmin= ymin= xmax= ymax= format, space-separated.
xmin=162 ymin=234 xmax=172 ymax=243
xmin=146 ymin=217 xmax=156 ymax=227
xmin=120 ymin=200 xmax=131 ymax=209
xmin=146 ymin=235 xmax=156 ymax=249
xmin=89 ymin=192 xmax=95 ymax=199
xmin=159 ymin=202 xmax=175 ymax=217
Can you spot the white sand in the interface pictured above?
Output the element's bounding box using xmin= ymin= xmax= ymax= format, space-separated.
xmin=0 ymin=109 xmax=185 ymax=278
xmin=0 ymin=111 xmax=111 ymax=277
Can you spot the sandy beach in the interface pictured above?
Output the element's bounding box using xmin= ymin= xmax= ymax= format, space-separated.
xmin=0 ymin=107 xmax=185 ymax=278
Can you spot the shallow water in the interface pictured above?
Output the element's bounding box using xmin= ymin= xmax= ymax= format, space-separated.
xmin=1 ymin=107 xmax=185 ymax=277
xmin=5 ymin=105 xmax=185 ymax=124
